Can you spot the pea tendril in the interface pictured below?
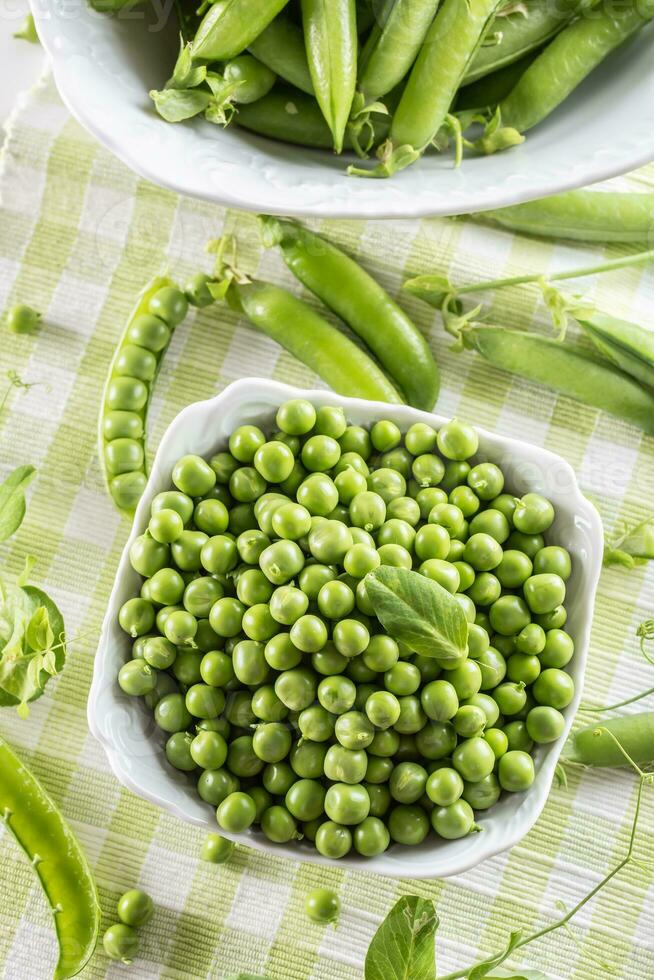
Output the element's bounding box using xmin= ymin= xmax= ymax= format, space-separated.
xmin=435 ymin=764 xmax=650 ymax=980
xmin=580 ymin=619 xmax=654 ymax=713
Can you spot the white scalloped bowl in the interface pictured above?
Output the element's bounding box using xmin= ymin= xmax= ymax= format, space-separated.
xmin=32 ymin=0 xmax=654 ymax=218
xmin=88 ymin=379 xmax=603 ymax=878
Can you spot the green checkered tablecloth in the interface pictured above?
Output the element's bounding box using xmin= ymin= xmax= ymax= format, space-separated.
xmin=0 ymin=72 xmax=653 ymax=980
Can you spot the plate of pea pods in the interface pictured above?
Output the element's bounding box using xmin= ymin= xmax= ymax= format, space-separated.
xmin=31 ymin=0 xmax=654 ymax=217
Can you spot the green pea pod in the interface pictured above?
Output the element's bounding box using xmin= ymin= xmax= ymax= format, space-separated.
xmin=98 ymin=276 xmax=187 ymax=516
xmin=391 ymin=0 xmax=503 ymax=151
xmin=562 ymin=713 xmax=654 ymax=768
xmin=259 ymin=216 xmax=440 ymax=410
xmin=475 ymin=190 xmax=654 ymax=244
xmin=301 ymin=0 xmax=358 ymax=152
xmin=573 ymin=311 xmax=654 ymax=392
xmin=0 ymin=736 xmax=100 ymax=978
xmin=499 ymin=0 xmax=654 ymax=132
xmin=219 ymin=278 xmax=403 ymax=403
xmin=461 ymin=324 xmax=654 ymax=435
xmin=192 ymin=0 xmax=290 ymax=62
xmin=462 ymin=0 xmax=581 ymax=85
xmin=248 ymin=13 xmax=315 ymax=94
xmin=358 ymin=0 xmax=441 ymax=101
xmin=235 ymin=87 xmax=389 ymax=148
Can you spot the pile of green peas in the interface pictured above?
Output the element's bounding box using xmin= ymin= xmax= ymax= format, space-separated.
xmin=117 ymin=398 xmax=576 ymax=859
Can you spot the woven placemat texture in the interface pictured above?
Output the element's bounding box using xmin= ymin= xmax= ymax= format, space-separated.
xmin=0 ymin=73 xmax=652 ymax=980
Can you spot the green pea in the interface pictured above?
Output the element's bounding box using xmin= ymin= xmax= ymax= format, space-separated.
xmin=117 ymin=889 xmax=154 ymax=928
xmin=127 ymin=313 xmax=170 ymax=352
xmin=314 ymin=405 xmax=347 ymax=439
xmin=194 ymin=498 xmax=229 ymax=535
xmin=498 ymin=750 xmax=535 ymax=792
xmin=198 ymin=768 xmax=239 ymax=806
xmin=276 ymin=398 xmax=316 ymax=435
xmin=107 ymin=376 xmax=148 ymax=412
xmin=305 ymin=887 xmax=340 ymax=923
xmin=155 ymin=693 xmax=192 ymax=733
xmin=265 ymin=633 xmax=303 ymax=671
xmin=118 ymin=658 xmax=157 ymax=696
xmin=200 ymin=833 xmax=235 ymax=864
xmin=6 ymin=303 xmax=41 ymax=333
xmin=149 ymin=286 xmax=188 ymax=326
xmin=388 ymin=804 xmax=429 ymax=845
xmin=103 ymin=923 xmax=139 ymax=964
xmin=103 ymin=410 xmax=144 ymax=441
xmin=114 ymin=343 xmax=157 ymax=382
xmin=166 ymin=731 xmax=197 ymax=771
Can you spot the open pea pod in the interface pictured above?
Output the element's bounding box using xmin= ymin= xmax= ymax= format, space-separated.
xmin=0 ymin=736 xmax=101 ymax=979
xmin=301 ymin=0 xmax=358 ymax=153
xmin=98 ymin=276 xmax=189 ymax=516
xmin=192 ymin=0 xmax=290 ymax=62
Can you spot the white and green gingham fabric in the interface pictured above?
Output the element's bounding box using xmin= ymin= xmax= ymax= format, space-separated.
xmin=0 ymin=72 xmax=653 ymax=980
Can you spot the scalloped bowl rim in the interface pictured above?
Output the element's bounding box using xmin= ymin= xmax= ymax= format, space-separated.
xmin=88 ymin=379 xmax=603 ymax=878
xmin=30 ymin=0 xmax=654 ymax=218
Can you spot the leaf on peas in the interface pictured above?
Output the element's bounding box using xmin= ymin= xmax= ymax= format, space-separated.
xmin=365 ymin=895 xmax=438 ymax=980
xmin=168 ymin=39 xmax=207 ymax=90
xmin=466 ymin=931 xmax=523 ymax=980
xmin=366 ymin=566 xmax=468 ymax=667
xmin=0 ymin=578 xmax=66 ymax=716
xmin=0 ymin=465 xmax=36 ymax=541
xmin=150 ymin=87 xmax=213 ymax=123
xmin=402 ymin=274 xmax=454 ymax=309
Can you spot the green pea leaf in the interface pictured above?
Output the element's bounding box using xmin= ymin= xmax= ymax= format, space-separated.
xmin=150 ymin=87 xmax=212 ymax=123
xmin=403 ymin=274 xmax=454 ymax=309
xmin=26 ymin=606 xmax=54 ymax=653
xmin=0 ymin=582 xmax=66 ymax=716
xmin=365 ymin=895 xmax=438 ymax=980
xmin=467 ymin=931 xmax=523 ymax=980
xmin=0 ymin=465 xmax=36 ymax=541
xmin=366 ymin=567 xmax=468 ymax=667
xmin=169 ymin=39 xmax=207 ymax=90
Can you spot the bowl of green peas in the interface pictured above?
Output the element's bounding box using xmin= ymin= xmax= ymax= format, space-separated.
xmin=89 ymin=380 xmax=603 ymax=877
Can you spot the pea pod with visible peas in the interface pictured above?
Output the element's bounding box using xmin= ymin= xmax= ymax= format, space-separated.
xmin=474 ymin=190 xmax=654 ymax=244
xmin=192 ymin=0 xmax=290 ymax=62
xmin=208 ymin=245 xmax=403 ymax=404
xmin=99 ymin=277 xmax=190 ymax=515
xmin=0 ymin=735 xmax=101 ymax=979
xmin=499 ymin=0 xmax=654 ymax=134
xmin=457 ymin=324 xmax=654 ymax=435
xmin=259 ymin=216 xmax=439 ymax=410
xmin=301 ymin=0 xmax=358 ymax=153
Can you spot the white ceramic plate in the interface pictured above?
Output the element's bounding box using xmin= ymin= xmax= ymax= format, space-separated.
xmin=31 ymin=1 xmax=654 ymax=218
xmin=88 ymin=379 xmax=603 ymax=878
